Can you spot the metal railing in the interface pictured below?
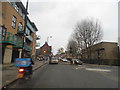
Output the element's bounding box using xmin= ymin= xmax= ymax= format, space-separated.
xmin=26 ymin=35 xmax=33 ymax=42
xmin=24 ymin=42 xmax=32 ymax=52
xmin=0 ymin=32 xmax=18 ymax=45
xmin=17 ymin=30 xmax=24 ymax=35
xmin=14 ymin=40 xmax=23 ymax=48
xmin=1 ymin=32 xmax=32 ymax=52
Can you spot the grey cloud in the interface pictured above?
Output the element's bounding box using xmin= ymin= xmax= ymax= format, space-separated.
xmin=26 ymin=1 xmax=118 ymax=54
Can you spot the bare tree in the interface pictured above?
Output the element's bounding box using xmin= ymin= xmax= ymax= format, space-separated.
xmin=72 ymin=18 xmax=103 ymax=59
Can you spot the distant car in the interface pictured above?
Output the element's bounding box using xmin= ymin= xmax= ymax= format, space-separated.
xmin=72 ymin=59 xmax=83 ymax=65
xmin=49 ymin=57 xmax=59 ymax=64
xmin=61 ymin=58 xmax=68 ymax=62
xmin=38 ymin=57 xmax=44 ymax=61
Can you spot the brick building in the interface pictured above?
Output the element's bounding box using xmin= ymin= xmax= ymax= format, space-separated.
xmin=0 ymin=1 xmax=38 ymax=64
xmin=81 ymin=42 xmax=119 ymax=65
xmin=39 ymin=42 xmax=52 ymax=57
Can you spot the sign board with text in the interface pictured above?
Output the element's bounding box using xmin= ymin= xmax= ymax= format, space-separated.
xmin=14 ymin=58 xmax=31 ymax=67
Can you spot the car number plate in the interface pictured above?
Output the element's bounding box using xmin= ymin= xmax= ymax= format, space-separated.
xmin=17 ymin=73 xmax=23 ymax=78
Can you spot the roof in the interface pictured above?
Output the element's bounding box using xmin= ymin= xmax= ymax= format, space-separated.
xmin=40 ymin=42 xmax=51 ymax=49
xmin=26 ymin=16 xmax=38 ymax=32
xmin=31 ymin=22 xmax=38 ymax=31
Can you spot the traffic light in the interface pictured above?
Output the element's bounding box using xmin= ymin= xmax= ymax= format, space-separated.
xmin=70 ymin=47 xmax=72 ymax=53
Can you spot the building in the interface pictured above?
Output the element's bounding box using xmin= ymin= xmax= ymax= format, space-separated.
xmin=81 ymin=42 xmax=119 ymax=65
xmin=0 ymin=1 xmax=38 ymax=64
xmin=39 ymin=42 xmax=52 ymax=57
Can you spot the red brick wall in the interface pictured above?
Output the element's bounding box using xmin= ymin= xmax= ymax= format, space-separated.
xmin=39 ymin=42 xmax=52 ymax=56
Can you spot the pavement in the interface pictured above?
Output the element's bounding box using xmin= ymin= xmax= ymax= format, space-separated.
xmin=1 ymin=60 xmax=48 ymax=89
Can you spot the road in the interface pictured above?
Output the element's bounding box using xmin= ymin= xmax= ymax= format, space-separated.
xmin=9 ymin=62 xmax=118 ymax=88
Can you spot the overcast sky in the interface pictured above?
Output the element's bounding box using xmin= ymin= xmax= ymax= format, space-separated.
xmin=22 ymin=0 xmax=119 ymax=54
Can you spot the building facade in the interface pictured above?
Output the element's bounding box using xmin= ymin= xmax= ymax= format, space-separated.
xmin=39 ymin=42 xmax=52 ymax=57
xmin=81 ymin=42 xmax=119 ymax=65
xmin=0 ymin=1 xmax=38 ymax=64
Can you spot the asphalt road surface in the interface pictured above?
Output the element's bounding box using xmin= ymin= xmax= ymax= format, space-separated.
xmin=9 ymin=62 xmax=118 ymax=88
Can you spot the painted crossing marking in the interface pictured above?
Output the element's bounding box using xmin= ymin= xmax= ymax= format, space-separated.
xmin=75 ymin=65 xmax=86 ymax=70
xmin=76 ymin=68 xmax=78 ymax=70
xmin=85 ymin=68 xmax=111 ymax=72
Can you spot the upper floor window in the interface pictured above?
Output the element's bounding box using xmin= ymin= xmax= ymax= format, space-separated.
xmin=11 ymin=2 xmax=15 ymax=7
xmin=18 ymin=8 xmax=22 ymax=16
xmin=0 ymin=26 xmax=6 ymax=41
xmin=18 ymin=22 xmax=23 ymax=31
xmin=25 ymin=27 xmax=30 ymax=36
xmin=15 ymin=4 xmax=19 ymax=12
xmin=10 ymin=2 xmax=25 ymax=20
xmin=22 ymin=13 xmax=25 ymax=19
xmin=12 ymin=16 xmax=17 ymax=29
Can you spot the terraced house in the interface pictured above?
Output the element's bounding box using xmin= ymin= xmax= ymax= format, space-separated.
xmin=0 ymin=1 xmax=38 ymax=64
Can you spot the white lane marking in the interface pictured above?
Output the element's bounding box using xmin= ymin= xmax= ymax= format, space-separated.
xmin=78 ymin=65 xmax=82 ymax=66
xmin=85 ymin=68 xmax=111 ymax=72
xmin=76 ymin=68 xmax=78 ymax=70
xmin=75 ymin=65 xmax=86 ymax=70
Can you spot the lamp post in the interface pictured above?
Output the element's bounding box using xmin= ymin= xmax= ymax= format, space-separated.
xmin=47 ymin=36 xmax=52 ymax=43
xmin=46 ymin=36 xmax=52 ymax=61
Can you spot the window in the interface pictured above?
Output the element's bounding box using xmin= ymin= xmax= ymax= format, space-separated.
xmin=15 ymin=4 xmax=19 ymax=12
xmin=25 ymin=27 xmax=30 ymax=36
xmin=11 ymin=2 xmax=19 ymax=12
xmin=2 ymin=28 xmax=6 ymax=40
xmin=18 ymin=8 xmax=23 ymax=17
xmin=18 ymin=22 xmax=23 ymax=31
xmin=0 ymin=26 xmax=6 ymax=41
xmin=22 ymin=13 xmax=25 ymax=19
xmin=11 ymin=2 xmax=16 ymax=7
xmin=12 ymin=16 xmax=17 ymax=29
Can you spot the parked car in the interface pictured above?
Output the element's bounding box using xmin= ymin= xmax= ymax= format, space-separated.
xmin=61 ymin=58 xmax=68 ymax=62
xmin=72 ymin=59 xmax=83 ymax=65
xmin=49 ymin=57 xmax=59 ymax=64
xmin=38 ymin=57 xmax=44 ymax=61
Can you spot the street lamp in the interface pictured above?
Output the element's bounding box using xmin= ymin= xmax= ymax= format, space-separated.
xmin=47 ymin=36 xmax=52 ymax=43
